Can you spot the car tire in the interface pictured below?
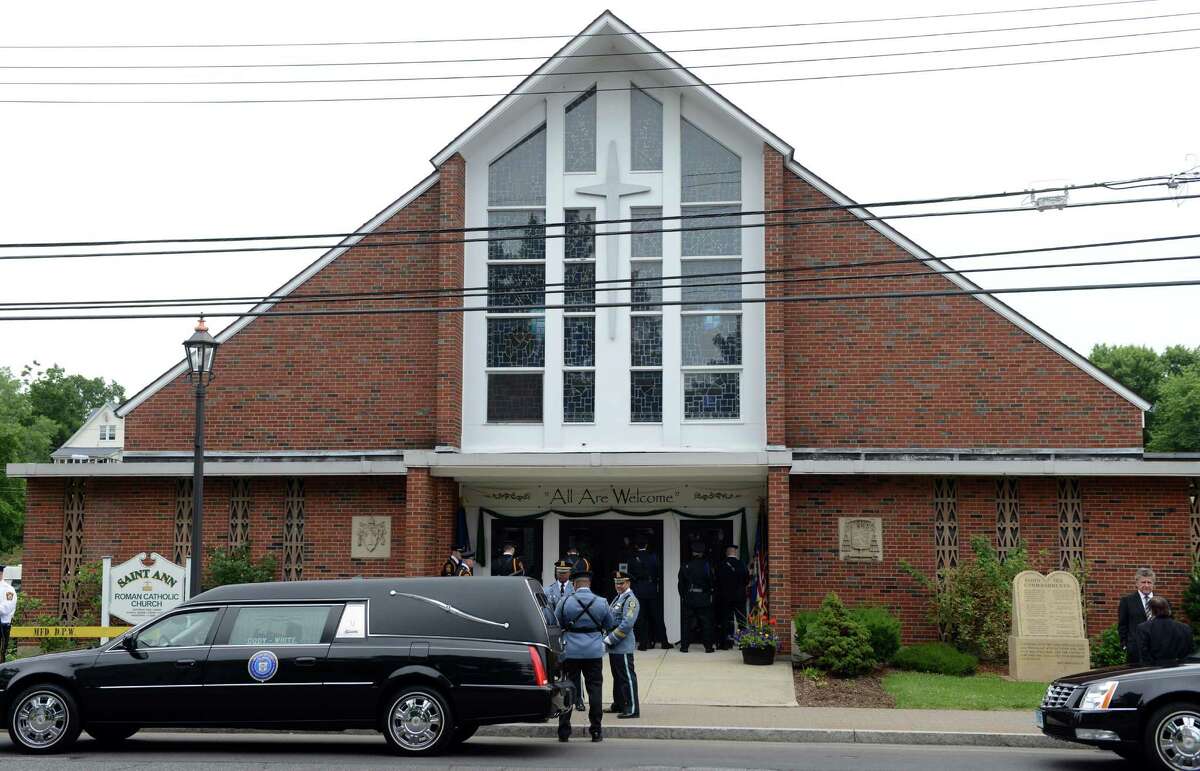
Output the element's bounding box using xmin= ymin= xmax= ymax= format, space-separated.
xmin=381 ymin=686 xmax=454 ymax=756
xmin=85 ymin=724 xmax=140 ymax=744
xmin=6 ymin=683 xmax=83 ymax=754
xmin=450 ymin=722 xmax=479 ymax=746
xmin=1145 ymin=702 xmax=1200 ymax=771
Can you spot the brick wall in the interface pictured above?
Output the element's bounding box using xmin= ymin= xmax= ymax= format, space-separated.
xmin=763 ymin=145 xmax=1143 ymax=448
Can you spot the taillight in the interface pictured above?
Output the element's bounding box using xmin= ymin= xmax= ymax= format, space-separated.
xmin=528 ymin=645 xmax=548 ymax=686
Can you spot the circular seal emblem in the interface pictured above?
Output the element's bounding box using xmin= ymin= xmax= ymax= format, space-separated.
xmin=247 ymin=650 xmax=279 ymax=682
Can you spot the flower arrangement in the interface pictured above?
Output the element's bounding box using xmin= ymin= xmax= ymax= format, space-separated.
xmin=733 ymin=603 xmax=779 ymax=651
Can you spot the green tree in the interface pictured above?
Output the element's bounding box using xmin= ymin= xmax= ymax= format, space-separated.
xmin=22 ymin=363 xmax=126 ymax=449
xmin=1089 ymin=344 xmax=1164 ymax=403
xmin=0 ymin=368 xmax=57 ymax=552
xmin=1161 ymin=345 xmax=1200 ymax=378
xmin=1147 ymin=367 xmax=1200 ymax=452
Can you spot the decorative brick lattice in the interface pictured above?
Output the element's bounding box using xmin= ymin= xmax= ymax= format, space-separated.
xmin=996 ymin=478 xmax=1021 ymax=562
xmin=933 ymin=478 xmax=959 ymax=579
xmin=173 ymin=478 xmax=193 ymax=566
xmin=1190 ymin=479 xmax=1200 ymax=562
xmin=1058 ymin=478 xmax=1084 ymax=570
xmin=59 ymin=479 xmax=85 ymax=622
xmin=229 ymin=478 xmax=251 ymax=548
xmin=283 ymin=478 xmax=305 ymax=581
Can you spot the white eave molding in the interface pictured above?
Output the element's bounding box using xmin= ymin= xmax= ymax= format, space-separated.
xmin=6 ymin=460 xmax=408 ymax=478
xmin=790 ymin=457 xmax=1200 ymax=476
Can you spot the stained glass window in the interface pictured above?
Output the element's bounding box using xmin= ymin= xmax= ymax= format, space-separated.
xmin=631 ymin=316 xmax=662 ymax=367
xmin=487 ymin=317 xmax=545 ymax=367
xmin=488 ymin=373 xmax=543 ymax=422
xmin=565 ymin=262 xmax=595 ymax=310
xmin=631 ymin=86 xmax=663 ymax=171
xmin=489 ymin=125 xmax=547 ymax=206
xmin=565 ymin=208 xmax=596 ymax=261
xmin=683 ymin=372 xmax=740 ymax=419
xmin=563 ymin=371 xmax=595 ymax=423
xmin=631 ymin=261 xmax=662 ymax=310
xmin=681 ymin=119 xmax=740 ymax=203
xmin=682 ymin=315 xmax=742 ymax=366
xmin=488 ymin=264 xmax=544 ymax=310
xmin=681 ymin=205 xmax=741 ymax=256
xmin=682 ymin=259 xmax=742 ymax=309
xmin=488 ymin=210 xmax=546 ymax=260
xmin=565 ymin=88 xmax=597 ymax=173
xmin=564 ymin=317 xmax=595 ymax=367
xmin=631 ymin=206 xmax=662 ymax=258
xmin=631 ymin=371 xmax=663 ymax=423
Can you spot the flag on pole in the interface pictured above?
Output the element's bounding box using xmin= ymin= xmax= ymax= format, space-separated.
xmin=475 ymin=509 xmax=487 ymax=566
xmin=749 ymin=502 xmax=768 ymax=614
xmin=454 ymin=503 xmax=471 ymax=553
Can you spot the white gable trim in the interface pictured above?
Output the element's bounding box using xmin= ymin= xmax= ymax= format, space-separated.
xmin=117 ymin=170 xmax=441 ymax=417
xmin=430 ymin=10 xmax=1150 ymax=412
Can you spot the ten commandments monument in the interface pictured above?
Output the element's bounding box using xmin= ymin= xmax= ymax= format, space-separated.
xmin=1009 ymin=570 xmax=1091 ymax=681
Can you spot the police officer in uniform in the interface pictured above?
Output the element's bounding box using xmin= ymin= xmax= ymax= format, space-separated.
xmin=605 ymin=571 xmax=641 ymax=719
xmin=544 ymin=559 xmax=584 ymax=710
xmin=440 ymin=545 xmax=474 ymax=577
xmin=0 ymin=565 xmax=15 ymax=663
xmin=564 ymin=546 xmax=591 ymax=575
xmin=554 ymin=569 xmax=614 ymax=743
xmin=678 ymin=541 xmax=715 ymax=653
xmin=629 ymin=537 xmax=672 ymax=650
xmin=493 ymin=541 xmax=526 ymax=577
xmin=715 ymin=544 xmax=750 ymax=649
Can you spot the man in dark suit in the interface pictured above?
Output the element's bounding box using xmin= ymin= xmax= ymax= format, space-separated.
xmin=1136 ymin=596 xmax=1194 ymax=665
xmin=1118 ymin=567 xmax=1157 ymax=663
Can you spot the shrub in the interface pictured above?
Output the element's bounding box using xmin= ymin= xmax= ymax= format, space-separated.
xmin=1183 ymin=564 xmax=1200 ymax=644
xmin=892 ymin=642 xmax=979 ymax=676
xmin=852 ymin=606 xmax=902 ymax=664
xmin=1091 ymin=624 xmax=1127 ymax=668
xmin=205 ymin=543 xmax=278 ymax=590
xmin=902 ymin=536 xmax=1030 ymax=662
xmin=804 ymin=593 xmax=877 ymax=677
xmin=793 ymin=609 xmax=819 ymax=650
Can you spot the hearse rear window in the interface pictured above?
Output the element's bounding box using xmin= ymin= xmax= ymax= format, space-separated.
xmin=228 ymin=606 xmax=332 ymax=645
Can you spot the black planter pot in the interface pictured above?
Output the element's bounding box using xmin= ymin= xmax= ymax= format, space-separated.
xmin=740 ymin=645 xmax=776 ymax=665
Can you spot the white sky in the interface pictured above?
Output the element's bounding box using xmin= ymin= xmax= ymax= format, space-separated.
xmin=1 ymin=0 xmax=1198 ymax=394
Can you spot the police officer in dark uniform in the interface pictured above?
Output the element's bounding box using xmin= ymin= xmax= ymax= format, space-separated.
xmin=554 ymin=569 xmax=614 ymax=743
xmin=677 ymin=541 xmax=715 ymax=653
xmin=440 ymin=545 xmax=474 ymax=576
xmin=628 ymin=536 xmax=671 ymax=650
xmin=714 ymin=543 xmax=750 ymax=649
xmin=565 ymin=546 xmax=591 ymax=575
xmin=493 ymin=541 xmax=526 ymax=577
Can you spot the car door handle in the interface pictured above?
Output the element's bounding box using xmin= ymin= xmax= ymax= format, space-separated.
xmin=296 ymin=657 xmax=317 ymax=667
xmin=175 ymin=659 xmax=198 ymax=669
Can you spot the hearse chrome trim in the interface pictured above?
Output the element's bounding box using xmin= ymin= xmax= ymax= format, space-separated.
xmin=98 ymin=684 xmax=205 ymax=689
xmin=460 ymin=683 xmax=550 ymax=690
xmin=391 ymin=593 xmax=510 ymax=630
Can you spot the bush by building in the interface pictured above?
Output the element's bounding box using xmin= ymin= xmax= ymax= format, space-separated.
xmin=205 ymin=543 xmax=278 ymax=589
xmin=794 ymin=604 xmax=901 ymax=665
xmin=1090 ymin=623 xmax=1127 ymax=668
xmin=803 ymin=593 xmax=877 ymax=677
xmin=892 ymin=642 xmax=979 ymax=676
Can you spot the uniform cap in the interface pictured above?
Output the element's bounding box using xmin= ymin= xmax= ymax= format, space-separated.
xmin=612 ymin=570 xmax=631 ymax=582
xmin=570 ymin=568 xmax=592 ymax=581
xmin=460 ymin=549 xmax=475 ymax=559
xmin=453 ymin=543 xmax=470 ymax=553
xmin=553 ymin=559 xmax=573 ymax=572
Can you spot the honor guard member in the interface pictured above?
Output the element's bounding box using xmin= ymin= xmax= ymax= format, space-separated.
xmin=629 ymin=537 xmax=671 ymax=650
xmin=678 ymin=541 xmax=716 ymax=653
xmin=605 ymin=571 xmax=641 ymax=719
xmin=564 ymin=546 xmax=591 ymax=575
xmin=0 ymin=565 xmax=14 ymax=663
xmin=493 ymin=541 xmax=526 ymax=577
xmin=546 ymin=560 xmax=584 ymax=711
xmin=440 ymin=545 xmax=475 ymax=577
xmin=554 ymin=568 xmax=614 ymax=743
xmin=715 ymin=544 xmax=750 ymax=649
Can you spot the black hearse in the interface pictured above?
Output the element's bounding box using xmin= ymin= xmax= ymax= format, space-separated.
xmin=1038 ymin=659 xmax=1200 ymax=769
xmin=0 ymin=577 xmax=570 ymax=755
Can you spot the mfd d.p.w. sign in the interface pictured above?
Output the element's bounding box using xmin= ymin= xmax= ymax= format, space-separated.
xmin=106 ymin=552 xmax=187 ymax=625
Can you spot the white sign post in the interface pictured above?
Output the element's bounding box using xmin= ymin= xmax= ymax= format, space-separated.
xmin=104 ymin=552 xmax=188 ymax=626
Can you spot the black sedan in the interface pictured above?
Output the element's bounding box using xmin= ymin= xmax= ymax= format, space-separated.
xmin=1038 ymin=658 xmax=1200 ymax=769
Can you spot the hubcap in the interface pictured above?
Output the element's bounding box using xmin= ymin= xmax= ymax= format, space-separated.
xmin=15 ymin=691 xmax=69 ymax=749
xmin=389 ymin=692 xmax=444 ymax=751
xmin=1158 ymin=711 xmax=1200 ymax=770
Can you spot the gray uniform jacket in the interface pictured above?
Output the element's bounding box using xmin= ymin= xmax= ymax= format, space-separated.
xmin=605 ymin=589 xmax=640 ymax=655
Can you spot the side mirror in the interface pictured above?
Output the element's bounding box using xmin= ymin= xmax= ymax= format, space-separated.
xmin=120 ymin=635 xmax=137 ymax=652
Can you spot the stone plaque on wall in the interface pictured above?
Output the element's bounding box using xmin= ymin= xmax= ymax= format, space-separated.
xmin=351 ymin=516 xmax=391 ymax=559
xmin=838 ymin=517 xmax=883 ymax=562
xmin=1009 ymin=570 xmax=1090 ymax=681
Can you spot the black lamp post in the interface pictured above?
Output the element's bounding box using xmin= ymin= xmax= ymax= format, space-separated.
xmin=183 ymin=317 xmax=219 ymax=597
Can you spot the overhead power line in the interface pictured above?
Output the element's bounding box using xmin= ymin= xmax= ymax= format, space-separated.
xmin=0 ymin=10 xmax=1193 ymax=70
xmin=7 ymin=25 xmax=1198 ymax=86
xmin=1 ymin=190 xmax=1198 ymax=262
xmin=0 ymin=0 xmax=1161 ymax=48
xmin=1 ymin=277 xmax=1197 ymax=321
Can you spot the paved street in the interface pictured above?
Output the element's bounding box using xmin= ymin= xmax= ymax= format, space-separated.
xmin=0 ymin=733 xmax=1136 ymax=770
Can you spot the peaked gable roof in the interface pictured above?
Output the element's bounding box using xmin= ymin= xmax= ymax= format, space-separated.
xmin=119 ymin=10 xmax=1150 ymax=418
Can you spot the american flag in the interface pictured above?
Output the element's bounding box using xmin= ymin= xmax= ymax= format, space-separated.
xmin=749 ymin=504 xmax=768 ymax=614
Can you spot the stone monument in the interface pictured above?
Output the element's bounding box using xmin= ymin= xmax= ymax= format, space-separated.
xmin=1009 ymin=570 xmax=1091 ymax=682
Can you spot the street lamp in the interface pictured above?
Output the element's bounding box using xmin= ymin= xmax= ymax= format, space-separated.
xmin=183 ymin=317 xmax=219 ymax=597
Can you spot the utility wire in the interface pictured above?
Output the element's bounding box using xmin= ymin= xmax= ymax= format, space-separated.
xmin=0 ymin=0 xmax=1162 ymax=48
xmin=2 ymin=190 xmax=1198 ymax=262
xmin=6 ymin=250 xmax=1200 ymax=313
xmin=6 ymin=44 xmax=1198 ymax=104
xmin=1 ymin=278 xmax=1197 ymax=321
xmin=0 ymin=173 xmax=1190 ymax=251
xmin=7 ymin=25 xmax=1198 ymax=86
xmin=0 ymin=10 xmax=1193 ymax=70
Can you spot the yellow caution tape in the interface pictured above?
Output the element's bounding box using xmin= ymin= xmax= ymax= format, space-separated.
xmin=11 ymin=626 xmax=132 ymax=638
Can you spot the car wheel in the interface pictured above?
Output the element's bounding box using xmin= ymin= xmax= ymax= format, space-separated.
xmin=450 ymin=722 xmax=479 ymax=746
xmin=1146 ymin=702 xmax=1200 ymax=770
xmin=6 ymin=683 xmax=82 ymax=754
xmin=381 ymin=686 xmax=453 ymax=756
xmin=85 ymin=724 xmax=140 ymax=744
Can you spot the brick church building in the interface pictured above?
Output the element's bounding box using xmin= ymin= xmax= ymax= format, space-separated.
xmin=11 ymin=12 xmax=1199 ymax=649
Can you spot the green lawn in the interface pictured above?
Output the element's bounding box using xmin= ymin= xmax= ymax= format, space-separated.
xmin=882 ymin=671 xmax=1047 ymax=710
